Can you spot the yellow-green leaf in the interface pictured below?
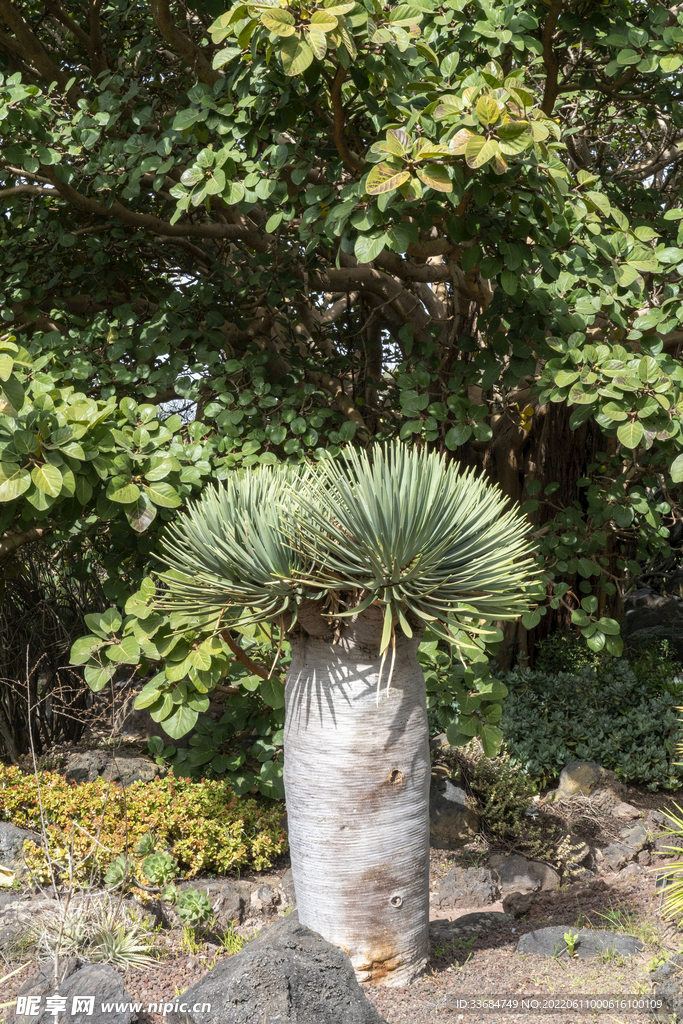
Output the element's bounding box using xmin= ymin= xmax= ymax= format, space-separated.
xmin=617 ymin=420 xmax=644 ymax=449
xmin=465 ymin=135 xmax=497 ymax=168
xmin=449 ymin=128 xmax=476 ymax=155
xmin=0 ymin=354 xmax=12 ymax=381
xmin=366 ymin=163 xmax=411 ymax=195
xmin=260 ymin=9 xmax=296 ymax=36
xmin=310 ymin=10 xmax=338 ymax=30
xmin=0 ymin=465 xmax=31 ymax=501
xmin=416 ymin=163 xmax=452 ymax=192
xmin=280 ymin=36 xmax=314 ymax=75
xmin=31 ymin=463 xmax=63 ymax=496
xmin=476 ymin=95 xmax=500 ymax=125
xmin=412 ymin=139 xmax=450 ymax=161
xmin=306 ymin=27 xmax=328 ymax=57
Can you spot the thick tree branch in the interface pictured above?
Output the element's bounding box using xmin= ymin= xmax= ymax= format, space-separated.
xmin=150 ymin=0 xmax=221 ymax=87
xmin=0 ymin=0 xmax=82 ymax=104
xmin=0 ymin=527 xmax=51 ymax=560
xmin=43 ymin=0 xmax=91 ymax=51
xmin=43 ymin=169 xmax=259 ymax=242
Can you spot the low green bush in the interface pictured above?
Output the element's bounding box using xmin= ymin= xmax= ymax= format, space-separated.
xmin=0 ymin=765 xmax=287 ymax=886
xmin=501 ymin=657 xmax=683 ymax=790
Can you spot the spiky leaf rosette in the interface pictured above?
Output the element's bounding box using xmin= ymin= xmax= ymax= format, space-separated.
xmin=159 ymin=443 xmax=538 ymax=647
xmin=158 ymin=463 xmax=322 ymax=624
xmin=288 ymin=442 xmax=538 ymax=652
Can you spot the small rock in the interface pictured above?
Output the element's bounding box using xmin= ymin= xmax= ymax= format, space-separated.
xmin=611 ymin=801 xmax=642 ymax=818
xmin=0 ymin=896 xmax=54 ymax=951
xmin=279 ymin=868 xmax=296 ymax=910
xmin=434 ymin=866 xmax=498 ymax=909
xmin=430 ymin=733 xmax=450 ymax=751
xmin=637 ymin=850 xmax=652 ymax=866
xmin=0 ymin=822 xmax=40 ymax=881
xmin=619 ymin=862 xmax=642 ymax=878
xmin=429 ymin=778 xmax=480 ymax=849
xmin=250 ymin=884 xmax=279 ymax=915
xmin=488 ymin=853 xmax=560 ymax=895
xmin=600 ymin=824 xmax=649 ymax=873
xmin=167 ymin=912 xmax=388 ymax=1024
xmin=18 ymin=960 xmax=136 ymax=1024
xmin=430 ymin=912 xmax=514 ymax=941
xmin=517 ymin=926 xmax=643 ymax=959
xmin=502 ymin=891 xmax=535 ymax=917
xmin=550 ymin=761 xmax=625 ymax=803
xmin=163 ymin=880 xmax=248 ymax=932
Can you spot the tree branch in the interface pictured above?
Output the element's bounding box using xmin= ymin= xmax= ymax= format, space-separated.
xmin=540 ymin=0 xmax=564 ymax=115
xmin=150 ymin=0 xmax=221 ymax=87
xmin=220 ymin=629 xmax=284 ymax=684
xmin=331 ymin=66 xmax=364 ymax=172
xmin=0 ymin=0 xmax=83 ymax=104
xmin=43 ymin=169 xmax=261 ymax=242
xmin=0 ymin=527 xmax=51 ymax=560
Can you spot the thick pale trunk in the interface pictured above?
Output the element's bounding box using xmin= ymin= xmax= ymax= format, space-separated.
xmin=283 ymin=615 xmax=430 ymax=987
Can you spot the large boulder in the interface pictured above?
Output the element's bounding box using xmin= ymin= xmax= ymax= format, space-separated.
xmin=429 ymin=778 xmax=480 ymax=849
xmin=0 ymin=821 xmax=40 ymax=880
xmin=17 ymin=958 xmax=136 ymax=1024
xmin=488 ymin=853 xmax=559 ymax=895
xmin=167 ymin=912 xmax=388 ymax=1024
xmin=517 ymin=926 xmax=643 ymax=959
xmin=433 ymin=866 xmax=498 ymax=909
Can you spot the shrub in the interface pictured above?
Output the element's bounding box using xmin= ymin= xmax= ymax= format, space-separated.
xmin=501 ymin=658 xmax=683 ymax=790
xmin=0 ymin=766 xmax=287 ymax=886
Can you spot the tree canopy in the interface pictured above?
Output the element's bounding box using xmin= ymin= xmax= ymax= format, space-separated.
xmin=1 ymin=0 xmax=683 ymax=773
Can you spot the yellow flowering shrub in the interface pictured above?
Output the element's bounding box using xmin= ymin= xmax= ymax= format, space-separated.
xmin=0 ymin=765 xmax=287 ymax=885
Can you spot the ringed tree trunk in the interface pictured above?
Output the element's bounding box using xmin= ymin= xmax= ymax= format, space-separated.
xmin=283 ymin=604 xmax=430 ymax=986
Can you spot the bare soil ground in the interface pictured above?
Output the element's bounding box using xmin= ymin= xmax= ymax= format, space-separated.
xmin=2 ymin=785 xmax=682 ymax=1024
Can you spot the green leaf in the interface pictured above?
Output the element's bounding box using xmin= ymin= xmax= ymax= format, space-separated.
xmin=280 ymin=36 xmax=314 ymax=75
xmin=476 ymin=95 xmax=500 ymax=125
xmin=585 ymin=630 xmax=606 ymax=653
xmin=162 ymin=704 xmax=199 ymax=739
xmin=354 ymin=233 xmax=387 ymax=263
xmin=31 ymin=463 xmax=62 ymax=496
xmin=670 ymin=453 xmax=683 ymax=483
xmin=0 ymin=465 xmax=31 ymax=501
xmin=0 ymin=354 xmax=13 ymax=381
xmin=260 ymin=677 xmax=285 ymax=709
xmin=125 ymin=491 xmax=158 ymax=532
xmin=143 ymin=481 xmax=182 ymax=507
xmin=106 ymin=635 xmax=141 ymax=664
xmin=84 ymin=660 xmax=116 ymax=692
xmin=617 ymin=420 xmax=644 ymax=449
xmin=70 ymin=635 xmax=105 ymax=665
xmin=310 ymin=10 xmax=338 ymax=31
xmin=106 ymin=476 xmax=140 ymax=504
xmin=480 ymin=723 xmax=503 ymax=757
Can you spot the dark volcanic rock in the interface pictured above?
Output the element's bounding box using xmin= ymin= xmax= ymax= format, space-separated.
xmin=167 ymin=912 xmax=388 ymax=1024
